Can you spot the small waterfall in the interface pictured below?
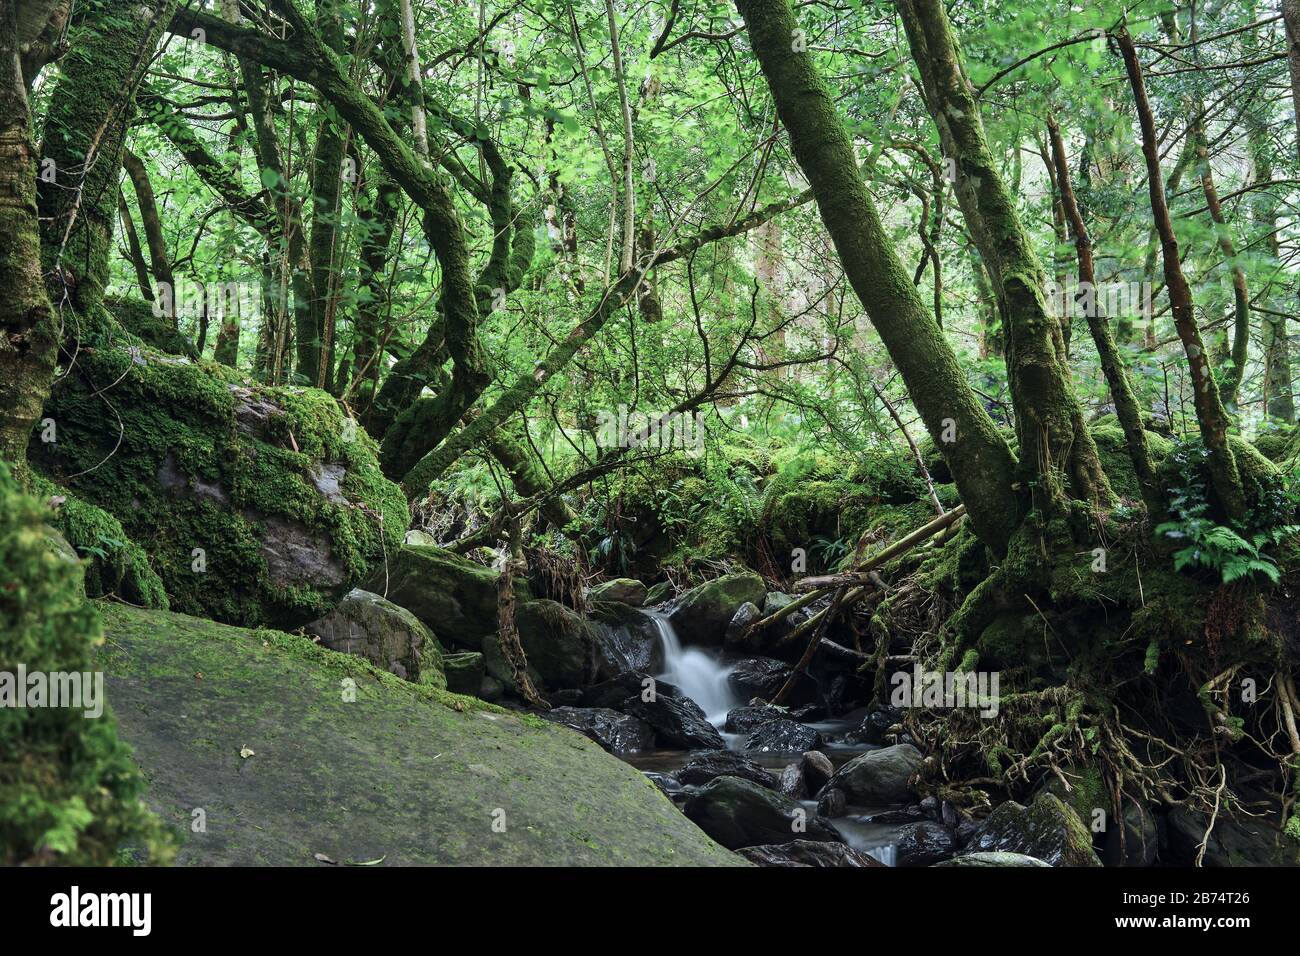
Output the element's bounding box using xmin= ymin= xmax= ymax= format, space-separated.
xmin=646 ymin=611 xmax=741 ymax=729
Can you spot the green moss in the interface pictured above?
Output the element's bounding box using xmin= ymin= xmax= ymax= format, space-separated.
xmin=27 ymin=475 xmax=168 ymax=609
xmin=1089 ymin=423 xmax=1172 ymax=503
xmin=31 ymin=343 xmax=406 ymax=627
xmin=0 ymin=460 xmax=172 ymax=865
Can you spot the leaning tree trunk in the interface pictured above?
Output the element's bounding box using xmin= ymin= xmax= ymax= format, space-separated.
xmin=1047 ymin=116 xmax=1160 ymax=514
xmin=733 ymin=0 xmax=1022 ymax=553
xmin=0 ymin=0 xmax=59 ymax=468
xmin=37 ymin=0 xmax=177 ymax=330
xmin=1118 ymin=28 xmax=1245 ymax=520
xmin=1246 ymin=111 xmax=1295 ymax=424
xmin=897 ymin=0 xmax=1113 ymax=515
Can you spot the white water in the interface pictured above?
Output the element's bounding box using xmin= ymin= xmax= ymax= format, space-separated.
xmin=646 ymin=611 xmax=741 ymax=729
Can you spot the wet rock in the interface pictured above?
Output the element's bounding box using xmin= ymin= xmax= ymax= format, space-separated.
xmin=666 ymin=571 xmax=766 ymax=646
xmin=725 ymin=602 xmax=761 ymax=644
xmin=727 ymin=656 xmax=814 ymax=702
xmin=846 ymin=708 xmax=900 ymax=745
xmin=622 ymin=694 xmax=725 ymax=750
xmin=644 ymin=581 xmax=673 ymax=605
xmin=967 ymin=792 xmax=1102 ymax=867
xmin=724 ymin=704 xmax=787 ymax=734
xmin=1102 ymin=802 xmax=1160 ymax=867
xmin=744 ymin=718 xmax=823 ymax=754
xmin=935 ymin=852 xmax=1051 ymax=867
xmin=800 ymin=751 xmax=834 ymax=793
xmin=477 ymin=676 xmax=504 ymax=702
xmin=1166 ymin=806 xmax=1298 ymax=866
xmin=738 ymin=840 xmax=885 ymax=868
xmin=822 ymin=743 xmax=923 ymax=806
xmin=587 ymin=601 xmax=663 ymax=675
xmin=896 ymin=821 xmax=959 ymax=867
xmin=817 ymin=788 xmax=847 ymax=818
xmin=580 ymin=672 xmax=679 ymax=709
xmin=682 ymin=776 xmax=842 ymax=849
xmin=588 ymin=578 xmax=647 ymax=606
xmin=677 ymin=750 xmax=777 ymax=790
xmin=444 ymin=650 xmax=488 ymax=697
xmin=779 ymin=763 xmax=807 ymax=799
xmin=305 ymin=589 xmax=444 ymax=686
xmin=542 ymin=707 xmax=656 ymax=755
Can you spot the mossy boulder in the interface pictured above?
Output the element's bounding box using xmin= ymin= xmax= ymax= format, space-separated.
xmin=1088 ymin=422 xmax=1172 ymax=502
xmin=363 ymin=545 xmax=509 ymax=650
xmin=935 ymin=851 xmax=1051 ymax=867
xmin=966 ymin=791 xmax=1103 ymax=867
xmin=31 ymin=343 xmax=406 ymax=628
xmin=30 ymin=477 xmax=168 ymax=609
xmin=304 ymin=588 xmax=445 ymax=687
xmin=0 ymin=461 xmax=170 ymax=865
xmin=442 ymin=651 xmax=486 ymax=695
xmin=95 ymin=602 xmax=740 ymax=865
xmin=666 ymin=571 xmax=766 ymax=646
xmin=682 ymin=775 xmax=842 ymax=849
xmin=821 ymin=743 xmax=922 ymax=806
xmin=588 ymin=578 xmax=647 ymax=606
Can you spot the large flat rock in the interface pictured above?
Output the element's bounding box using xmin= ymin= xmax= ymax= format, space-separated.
xmin=96 ymin=603 xmax=741 ymax=866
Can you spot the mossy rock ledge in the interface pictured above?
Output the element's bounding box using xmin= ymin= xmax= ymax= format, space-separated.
xmin=31 ymin=343 xmax=407 ymax=628
xmin=96 ymin=602 xmax=742 ymax=865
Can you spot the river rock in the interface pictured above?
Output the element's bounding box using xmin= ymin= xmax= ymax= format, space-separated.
xmin=644 ymin=581 xmax=673 ymax=605
xmin=801 ymin=751 xmax=835 ymax=793
xmin=97 ymin=602 xmax=741 ymax=866
xmin=896 ymin=821 xmax=959 ymax=867
xmin=542 ymin=707 xmax=656 ymax=755
xmin=677 ymin=750 xmax=778 ymax=790
xmin=744 ymin=718 xmax=823 ymax=754
xmin=588 ymin=578 xmax=647 ymax=606
xmin=822 ymin=743 xmax=923 ymax=806
xmin=725 ymin=601 xmax=761 ymax=644
xmin=666 ymin=571 xmax=766 ymax=646
xmin=779 ymin=763 xmax=807 ymax=799
xmin=587 ymin=601 xmax=663 ymax=674
xmin=725 ymin=704 xmax=788 ymax=734
xmin=579 ymin=671 xmax=679 ymax=709
xmin=817 ymin=787 xmax=847 ymax=818
xmin=935 ymin=852 xmax=1052 ymax=867
xmin=1102 ymin=802 xmax=1160 ymax=867
xmin=442 ymin=651 xmax=485 ymax=695
xmin=738 ymin=840 xmax=885 ymax=867
xmin=966 ymin=792 xmax=1102 ymax=867
xmin=622 ymin=693 xmax=725 ymax=749
xmin=1165 ymin=806 xmax=1298 ymax=866
xmin=845 ymin=707 xmax=901 ymax=745
xmin=515 ymin=599 xmax=600 ymax=687
xmin=304 ymin=588 xmax=445 ymax=686
xmin=726 ymin=656 xmax=789 ymax=700
xmin=682 ymin=776 xmax=842 ymax=849
xmin=363 ymin=546 xmax=506 ymax=650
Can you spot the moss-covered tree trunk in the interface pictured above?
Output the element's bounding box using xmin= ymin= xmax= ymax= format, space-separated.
xmin=1047 ymin=116 xmax=1159 ymax=513
xmin=1118 ymin=28 xmax=1245 ymax=520
xmin=307 ymin=0 xmax=347 ymax=390
xmin=0 ymin=0 xmax=58 ymax=467
xmin=37 ymin=0 xmax=177 ymax=329
xmin=1247 ymin=114 xmax=1295 ymax=424
xmin=733 ymin=0 xmax=1022 ymax=553
xmin=897 ymin=0 xmax=1113 ymax=514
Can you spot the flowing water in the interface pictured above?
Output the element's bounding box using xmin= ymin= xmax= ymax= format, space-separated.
xmin=645 ymin=610 xmax=740 ymax=729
